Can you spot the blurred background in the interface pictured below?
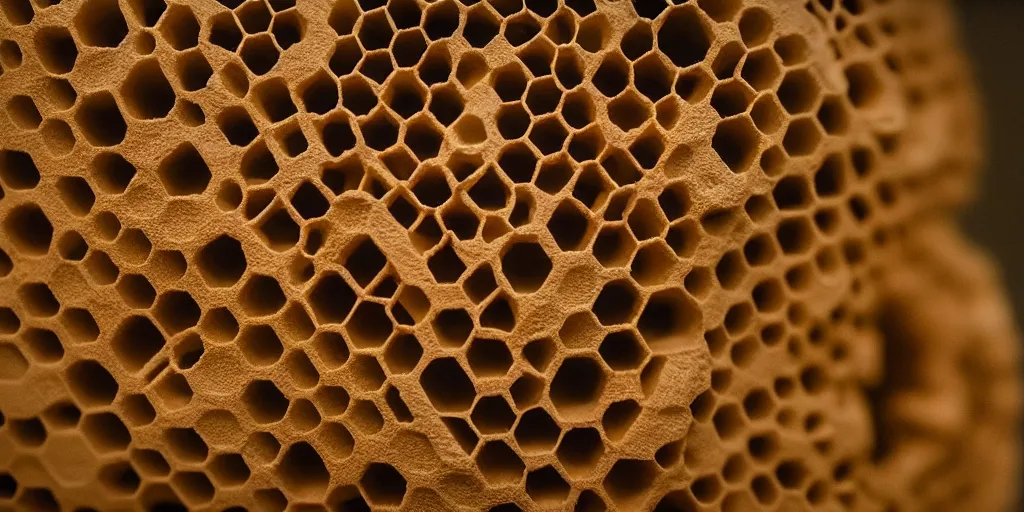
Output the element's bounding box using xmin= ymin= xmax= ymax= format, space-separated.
xmin=955 ymin=1 xmax=1024 ymax=323
xmin=954 ymin=4 xmax=1024 ymax=508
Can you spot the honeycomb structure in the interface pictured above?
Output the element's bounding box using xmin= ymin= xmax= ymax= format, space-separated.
xmin=0 ymin=0 xmax=1020 ymax=510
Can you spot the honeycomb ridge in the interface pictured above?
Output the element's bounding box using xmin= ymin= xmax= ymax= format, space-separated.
xmin=0 ymin=0 xmax=1019 ymax=510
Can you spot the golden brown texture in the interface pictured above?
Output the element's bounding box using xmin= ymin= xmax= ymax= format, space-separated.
xmin=0 ymin=0 xmax=1019 ymax=510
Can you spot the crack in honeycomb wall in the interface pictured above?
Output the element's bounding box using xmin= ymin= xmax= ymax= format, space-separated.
xmin=0 ymin=0 xmax=1019 ymax=510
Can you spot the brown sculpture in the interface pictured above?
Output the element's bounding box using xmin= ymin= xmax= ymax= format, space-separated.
xmin=0 ymin=0 xmax=1019 ymax=510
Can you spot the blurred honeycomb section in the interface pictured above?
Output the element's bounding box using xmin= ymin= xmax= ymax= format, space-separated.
xmin=0 ymin=0 xmax=1019 ymax=510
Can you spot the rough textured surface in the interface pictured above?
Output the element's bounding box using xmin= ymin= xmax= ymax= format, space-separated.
xmin=0 ymin=0 xmax=1020 ymax=510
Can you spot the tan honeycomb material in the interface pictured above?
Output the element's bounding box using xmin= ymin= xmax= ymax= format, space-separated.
xmin=0 ymin=0 xmax=1020 ymax=510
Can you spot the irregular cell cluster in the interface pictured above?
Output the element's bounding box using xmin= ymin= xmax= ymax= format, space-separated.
xmin=0 ymin=0 xmax=1019 ymax=510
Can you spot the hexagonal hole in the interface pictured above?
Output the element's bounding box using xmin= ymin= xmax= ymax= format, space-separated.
xmin=157 ymin=4 xmax=199 ymax=50
xmin=240 ymin=34 xmax=280 ymax=75
xmin=557 ymin=427 xmax=604 ymax=478
xmin=547 ymin=199 xmax=593 ymax=251
xmin=599 ymin=330 xmax=648 ymax=371
xmin=712 ymin=116 xmax=760 ymax=173
xmin=277 ymin=442 xmax=329 ymax=499
xmin=75 ymin=91 xmax=126 ymax=147
xmin=549 ymin=356 xmax=605 ymax=418
xmin=420 ymin=357 xmax=475 ymax=413
xmin=157 ymin=142 xmax=211 ymax=195
xmin=471 ymin=395 xmax=516 ymax=434
xmin=243 ymin=380 xmax=289 ymax=424
xmin=467 ymin=338 xmax=513 ymax=378
xmin=637 ymin=289 xmax=702 ymax=353
xmin=475 ymin=440 xmax=525 ymax=485
xmin=360 ymin=462 xmax=407 ymax=506
xmin=35 ymin=26 xmax=78 ymax=74
xmin=152 ymin=290 xmax=200 ymax=336
xmin=81 ymin=412 xmax=131 ymax=453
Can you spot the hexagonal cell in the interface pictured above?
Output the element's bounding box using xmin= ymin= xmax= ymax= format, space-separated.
xmin=22 ymin=328 xmax=64 ymax=363
xmin=4 ymin=203 xmax=52 ymax=256
xmin=81 ymin=412 xmax=131 ymax=453
xmin=194 ymin=235 xmax=247 ymax=288
xmin=549 ymin=356 xmax=605 ymax=418
xmin=480 ymin=293 xmax=516 ymax=332
xmin=64 ymin=359 xmax=118 ymax=406
xmin=111 ymin=315 xmax=165 ymax=371
xmin=207 ymin=453 xmax=250 ymax=487
xmin=163 ymin=426 xmax=208 ymax=463
xmin=608 ymin=91 xmax=650 ymax=132
xmin=637 ymin=288 xmax=702 ymax=353
xmin=252 ymin=78 xmax=297 ymax=124
xmin=276 ymin=441 xmax=329 ymax=499
xmin=98 ymin=461 xmax=140 ymax=496
xmin=592 ymin=279 xmax=640 ymax=326
xmin=157 ymin=4 xmax=199 ymax=50
xmin=497 ymin=142 xmax=538 ymax=184
xmin=603 ymin=458 xmax=661 ymax=508
xmin=0 ymin=149 xmax=39 ymax=190
xmin=712 ymin=116 xmax=760 ymax=173
xmin=156 ymin=142 xmax=211 ymax=195
xmin=427 ymin=240 xmax=466 ymax=283
xmin=356 ymin=10 xmax=392 ymax=51
xmin=750 ymin=94 xmax=784 ymax=135
xmin=475 ymin=440 xmax=525 ymax=485
xmin=359 ymin=462 xmax=407 ymax=506
xmin=845 ymin=61 xmax=883 ymax=108
xmin=599 ymin=330 xmax=649 ymax=371
xmin=121 ymin=59 xmax=176 ymax=119
xmin=782 ymin=117 xmax=822 ymax=157
xmin=710 ymin=79 xmax=754 ymax=118
xmin=240 ymin=34 xmax=280 ymax=75
xmin=345 ymin=301 xmax=393 ymax=348
xmin=471 ymin=395 xmax=516 ymax=434
xmin=528 ymin=116 xmax=569 ymax=155
xmin=243 ymin=380 xmax=289 ymax=424
xmin=557 ymin=427 xmax=604 ymax=478
xmin=431 ymin=307 xmax=473 ymax=348
xmin=562 ymin=89 xmax=595 ymax=129
xmin=591 ymin=224 xmax=636 ymax=269
xmin=152 ymin=290 xmax=200 ymax=336
xmin=467 ymin=337 xmax=513 ymax=378
xmin=464 ymin=3 xmax=499 ymax=48
xmin=75 ymin=91 xmax=127 ymax=147
xmin=526 ymin=465 xmax=570 ymax=506
xmin=308 ymin=272 xmax=357 ymax=324
xmin=238 ymin=324 xmax=284 ymax=366
xmin=381 ymin=333 xmax=421 ymax=375
xmin=778 ymin=69 xmax=821 ymax=114
xmin=121 ymin=393 xmax=156 ymax=426
xmin=547 ymin=199 xmax=593 ymax=251
xmin=6 ymin=94 xmax=41 ymax=130
xmin=593 ymin=52 xmax=629 ymax=98
xmin=513 ymin=407 xmax=561 ymax=455
xmin=8 ymin=417 xmax=46 ymax=447
xmin=657 ymin=5 xmax=711 ymax=67
xmin=238 ymin=274 xmax=286 ymax=316
xmin=602 ymin=399 xmax=641 ymax=441
xmin=115 ymin=274 xmax=154 ymax=309
xmin=131 ymin=449 xmax=170 ymax=480
xmin=631 ymin=240 xmax=676 ymax=286
xmin=498 ymin=240 xmax=552 ymax=294
xmin=420 ymin=357 xmax=475 ymax=413
xmin=740 ymin=48 xmax=781 ymax=91
xmin=35 ymin=26 xmax=78 ymax=74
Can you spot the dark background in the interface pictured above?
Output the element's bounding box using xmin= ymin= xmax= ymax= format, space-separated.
xmin=956 ymin=1 xmax=1024 ymax=323
xmin=954 ymin=2 xmax=1024 ymax=508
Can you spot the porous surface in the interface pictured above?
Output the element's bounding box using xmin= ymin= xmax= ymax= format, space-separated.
xmin=0 ymin=0 xmax=1019 ymax=510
